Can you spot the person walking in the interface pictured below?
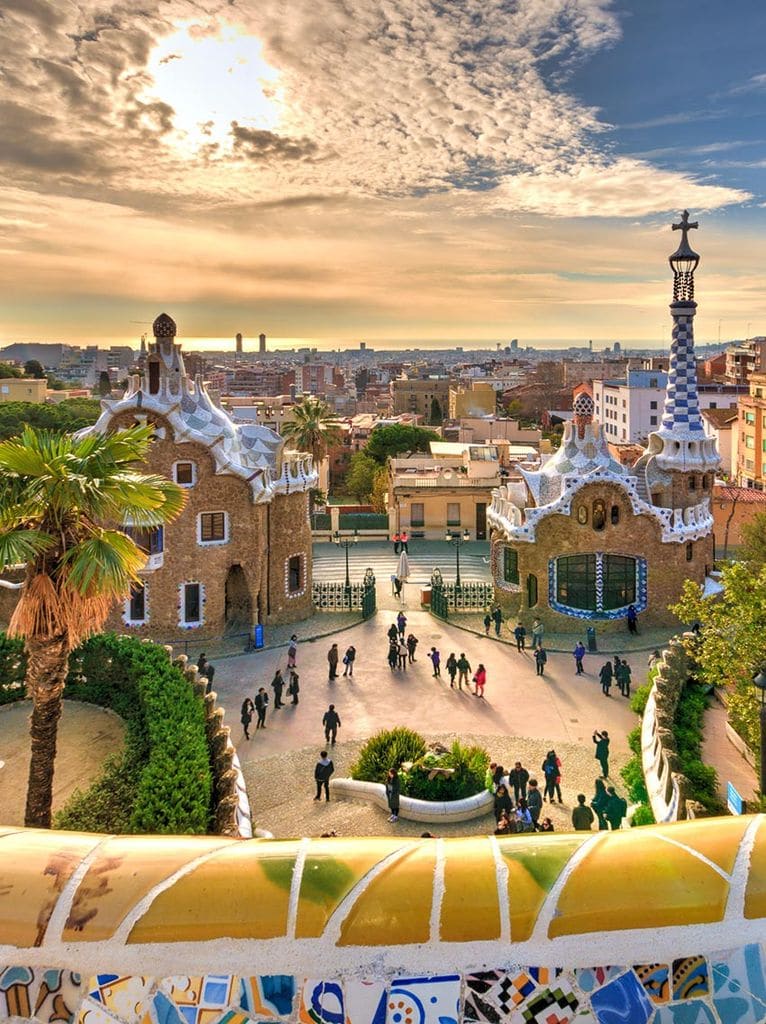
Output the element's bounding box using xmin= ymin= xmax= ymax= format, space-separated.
xmin=254 ymin=687 xmax=269 ymax=729
xmin=287 ymin=670 xmax=300 ymax=705
xmin=430 ymin=647 xmax=441 ymax=678
xmin=396 ymin=611 xmax=407 ymax=641
xmin=573 ymin=641 xmax=586 ymax=675
xmin=204 ymin=662 xmax=216 ymax=694
xmin=591 ymin=778 xmax=609 ymax=830
xmin=328 ymin=643 xmax=339 ymax=681
xmin=387 ymin=622 xmax=399 ymax=645
xmin=534 ymin=646 xmax=547 ymax=676
xmin=397 ymin=641 xmax=408 ymax=670
xmin=593 ymin=730 xmax=610 ymax=778
xmin=616 ymin=660 xmax=632 ymax=698
xmin=406 ymin=634 xmax=419 ymax=663
xmin=271 ymin=669 xmax=285 ymax=709
xmin=287 ymin=635 xmax=298 ymax=670
xmin=387 ymin=640 xmax=399 ymax=671
xmin=323 ymin=704 xmax=341 ymax=745
xmin=492 ymin=605 xmax=503 ymax=637
xmin=572 ymin=793 xmax=595 ymax=831
xmin=392 ymin=531 xmax=401 ymax=555
xmin=605 ymin=786 xmax=627 ymax=831
xmin=493 ymin=783 xmax=513 ymax=823
xmin=527 ymin=779 xmax=543 ymax=827
xmin=400 ymin=530 xmax=409 ymax=554
xmin=197 ymin=652 xmax=208 ymax=676
xmin=393 ymin=576 xmax=403 ymax=599
xmin=508 ymin=761 xmax=529 ymax=803
xmin=473 ymin=663 xmax=487 ymax=698
xmin=483 ymin=612 xmax=492 ymax=636
xmin=599 ymin=660 xmax=613 ymax=696
xmin=314 ymin=750 xmax=334 ymax=802
xmin=445 ymin=652 xmax=457 ymax=687
xmin=240 ymin=697 xmax=254 ymax=740
xmin=626 ymin=604 xmax=638 ymax=635
xmin=456 ymin=652 xmax=471 ymax=689
xmin=343 ymin=645 xmax=356 ymax=677
xmin=542 ymin=750 xmax=562 ymax=803
xmin=385 ymin=768 xmax=401 ymax=822
xmin=514 ymin=622 xmax=527 ymax=651
xmin=531 ymin=617 xmax=544 ymax=650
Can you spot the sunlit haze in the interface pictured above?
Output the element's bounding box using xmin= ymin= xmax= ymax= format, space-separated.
xmin=0 ymin=0 xmax=764 ymax=346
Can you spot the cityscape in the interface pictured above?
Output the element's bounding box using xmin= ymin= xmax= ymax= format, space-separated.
xmin=1 ymin=1 xmax=766 ymax=1023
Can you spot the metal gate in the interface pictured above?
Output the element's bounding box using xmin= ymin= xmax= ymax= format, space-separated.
xmin=362 ymin=567 xmax=376 ymax=619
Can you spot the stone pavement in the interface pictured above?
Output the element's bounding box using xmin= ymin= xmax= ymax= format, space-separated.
xmin=0 ymin=700 xmax=126 ymax=826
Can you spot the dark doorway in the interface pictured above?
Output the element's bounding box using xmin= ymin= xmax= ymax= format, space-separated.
xmin=476 ymin=502 xmax=487 ymax=540
xmin=224 ymin=564 xmax=252 ymax=633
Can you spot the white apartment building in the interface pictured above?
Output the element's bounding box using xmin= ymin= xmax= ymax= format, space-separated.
xmin=592 ymin=370 xmax=743 ymax=443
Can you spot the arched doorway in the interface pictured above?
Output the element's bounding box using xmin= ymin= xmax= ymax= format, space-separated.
xmin=224 ymin=564 xmax=252 ymax=634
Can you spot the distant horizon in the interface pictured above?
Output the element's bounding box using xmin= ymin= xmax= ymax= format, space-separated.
xmin=0 ymin=335 xmax=737 ymax=355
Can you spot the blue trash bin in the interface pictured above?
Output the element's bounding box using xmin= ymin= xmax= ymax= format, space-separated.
xmin=253 ymin=624 xmax=264 ymax=650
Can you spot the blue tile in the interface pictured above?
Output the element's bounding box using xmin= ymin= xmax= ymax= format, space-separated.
xmin=654 ymin=1001 xmax=716 ymax=1024
xmin=590 ymin=971 xmax=653 ymax=1024
xmin=712 ymin=944 xmax=766 ymax=1024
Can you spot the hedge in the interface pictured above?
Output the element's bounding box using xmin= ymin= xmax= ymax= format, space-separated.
xmin=56 ymin=634 xmax=212 ymax=834
xmin=0 ymin=633 xmax=26 ymax=704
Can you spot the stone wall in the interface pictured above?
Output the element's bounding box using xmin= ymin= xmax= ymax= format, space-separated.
xmin=266 ymin=489 xmax=314 ymax=624
xmin=0 ymin=817 xmax=765 ymax=1024
xmin=493 ymin=480 xmax=712 ymax=631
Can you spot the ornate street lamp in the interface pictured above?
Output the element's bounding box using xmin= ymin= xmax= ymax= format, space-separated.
xmin=333 ymin=529 xmax=359 ymax=606
xmin=752 ymin=668 xmax=766 ymax=804
xmin=445 ymin=527 xmax=471 ymax=588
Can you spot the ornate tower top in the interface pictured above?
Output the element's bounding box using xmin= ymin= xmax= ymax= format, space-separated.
xmin=669 ymin=210 xmax=700 ymax=303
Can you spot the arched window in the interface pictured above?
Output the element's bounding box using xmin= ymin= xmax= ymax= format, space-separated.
xmin=503 ymin=548 xmax=519 ymax=585
xmin=592 ymin=500 xmax=606 ymax=531
xmin=701 ymin=474 xmax=709 ymax=490
xmin=552 ymin=553 xmax=641 ymax=617
xmin=686 ymin=541 xmax=693 ymax=561
xmin=577 ymin=505 xmax=588 ymax=525
xmin=688 ymin=476 xmax=697 ymax=491
xmin=610 ymin=505 xmax=620 ymax=525
xmin=527 ymin=573 xmax=538 ymax=608
xmin=148 ymin=358 xmax=160 ymax=394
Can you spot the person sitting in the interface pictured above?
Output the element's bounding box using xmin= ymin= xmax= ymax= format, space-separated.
xmin=515 ymin=798 xmax=534 ymax=832
xmin=494 ymin=810 xmax=513 ymax=835
xmin=493 ymin=783 xmax=513 ymax=823
xmin=538 ymin=817 xmax=555 ymax=833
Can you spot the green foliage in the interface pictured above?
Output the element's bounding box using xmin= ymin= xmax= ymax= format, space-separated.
xmin=338 ymin=512 xmax=389 ymax=530
xmin=23 ymin=360 xmax=46 ymax=379
xmin=620 ymin=753 xmax=649 ymax=806
xmin=0 ymin=399 xmax=101 ymax=440
xmin=627 ymin=726 xmax=641 ymax=756
xmin=630 ymin=676 xmax=654 ymax=717
xmin=632 ymin=803 xmax=656 ymax=826
xmin=370 ymin=467 xmax=389 ymax=513
xmin=740 ymin=510 xmax=766 ymax=570
xmin=345 ymin=452 xmax=380 ymax=502
xmin=351 ymin=727 xmax=427 ymax=781
xmin=0 ymin=362 xmax=23 ymax=379
xmin=401 ymin=740 xmax=489 ymax=801
xmin=673 ymin=681 xmax=722 ymax=812
xmin=429 ymin=397 xmax=443 ymax=426
xmin=57 ymin=634 xmax=212 ymax=834
xmin=365 ymin=424 xmax=441 ymax=464
xmin=281 ymin=397 xmax=343 ymax=462
xmin=0 ymin=632 xmax=26 ymax=704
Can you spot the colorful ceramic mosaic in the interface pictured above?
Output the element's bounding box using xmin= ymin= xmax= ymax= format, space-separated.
xmin=1 ymin=960 xmax=765 ymax=1024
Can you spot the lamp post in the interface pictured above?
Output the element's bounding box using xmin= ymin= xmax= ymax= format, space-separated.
xmin=752 ymin=669 xmax=766 ymax=804
xmin=334 ymin=529 xmax=358 ymax=606
xmin=445 ymin=527 xmax=471 ymax=588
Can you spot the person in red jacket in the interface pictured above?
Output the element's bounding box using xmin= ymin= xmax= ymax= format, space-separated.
xmin=473 ymin=663 xmax=487 ymax=698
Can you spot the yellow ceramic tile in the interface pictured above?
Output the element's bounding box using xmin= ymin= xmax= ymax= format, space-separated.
xmin=337 ymin=843 xmax=435 ymax=946
xmin=652 ymin=816 xmax=751 ymax=874
xmin=127 ymin=840 xmax=300 ymax=943
xmin=0 ymin=830 xmax=102 ymax=948
xmin=296 ymin=838 xmax=406 ymax=938
xmin=550 ymin=828 xmax=729 ymax=938
xmin=62 ymin=835 xmax=232 ymax=942
xmin=497 ymin=835 xmax=586 ymax=942
xmin=744 ymin=816 xmax=766 ymax=920
xmin=440 ymin=837 xmax=500 ymax=941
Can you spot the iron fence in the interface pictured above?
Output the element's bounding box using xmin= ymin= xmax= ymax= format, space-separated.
xmin=312 ymin=568 xmax=377 ymax=616
xmin=430 ymin=568 xmax=493 ymax=620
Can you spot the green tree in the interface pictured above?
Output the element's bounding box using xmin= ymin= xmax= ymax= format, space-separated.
xmin=0 ymin=424 xmax=185 ymax=828
xmin=671 ymin=562 xmax=766 ymax=759
xmin=0 ymin=363 xmax=23 ymax=379
xmin=370 ymin=467 xmax=389 ymax=513
xmin=23 ymin=360 xmax=46 ymax=379
xmin=281 ymin=397 xmax=343 ymax=463
xmin=740 ymin=511 xmax=766 ymax=569
xmin=365 ymin=424 xmax=440 ymax=464
xmin=429 ymin=397 xmax=443 ymax=426
xmin=0 ymin=400 xmax=101 ymax=440
xmin=345 ymin=452 xmax=379 ymax=502
xmin=503 ymin=398 xmax=523 ymax=419
xmin=97 ymin=371 xmax=112 ymax=397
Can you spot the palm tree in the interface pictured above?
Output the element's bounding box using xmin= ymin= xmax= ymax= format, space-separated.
xmin=281 ymin=396 xmax=343 ymax=463
xmin=0 ymin=424 xmax=185 ymax=828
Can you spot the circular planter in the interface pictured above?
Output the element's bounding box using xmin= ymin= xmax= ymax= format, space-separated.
xmin=329 ymin=777 xmax=492 ymax=823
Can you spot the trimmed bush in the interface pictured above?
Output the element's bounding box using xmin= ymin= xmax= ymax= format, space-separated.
xmin=0 ymin=633 xmax=26 ymax=704
xmin=351 ymin=727 xmax=427 ymax=782
xmin=56 ymin=634 xmax=212 ymax=834
xmin=401 ymin=741 xmax=489 ymax=801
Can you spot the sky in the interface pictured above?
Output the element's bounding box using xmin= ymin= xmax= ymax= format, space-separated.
xmin=0 ymin=0 xmax=765 ymax=349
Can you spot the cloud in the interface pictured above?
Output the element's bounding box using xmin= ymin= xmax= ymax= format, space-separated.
xmin=722 ymin=72 xmax=766 ymax=97
xmin=230 ymin=123 xmax=319 ymax=162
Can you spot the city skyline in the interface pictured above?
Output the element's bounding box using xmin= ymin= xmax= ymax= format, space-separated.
xmin=1 ymin=0 xmax=765 ymax=343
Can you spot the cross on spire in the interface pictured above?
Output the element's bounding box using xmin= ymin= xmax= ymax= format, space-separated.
xmin=672 ymin=210 xmax=699 ymax=248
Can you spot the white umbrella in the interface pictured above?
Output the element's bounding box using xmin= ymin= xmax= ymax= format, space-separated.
xmin=397 ymin=550 xmax=411 ymax=581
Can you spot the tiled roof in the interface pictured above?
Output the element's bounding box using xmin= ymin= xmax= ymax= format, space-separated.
xmin=701 ymin=408 xmax=738 ymax=428
xmin=714 ymin=485 xmax=766 ymax=503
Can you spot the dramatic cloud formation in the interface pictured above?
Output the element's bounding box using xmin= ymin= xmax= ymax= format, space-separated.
xmin=0 ymin=0 xmax=761 ymax=342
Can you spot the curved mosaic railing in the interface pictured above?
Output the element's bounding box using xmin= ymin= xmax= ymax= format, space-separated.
xmin=641 ymin=640 xmax=692 ymax=823
xmin=2 ymin=817 xmax=766 ymax=1023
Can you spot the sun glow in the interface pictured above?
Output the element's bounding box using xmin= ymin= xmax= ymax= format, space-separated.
xmin=142 ymin=20 xmax=284 ymax=156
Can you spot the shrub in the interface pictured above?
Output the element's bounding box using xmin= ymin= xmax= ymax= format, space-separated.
xmin=351 ymin=727 xmax=427 ymax=782
xmin=0 ymin=633 xmax=26 ymax=704
xmin=632 ymin=803 xmax=655 ymax=826
xmin=401 ymin=741 xmax=489 ymax=801
xmin=630 ymin=682 xmax=653 ymax=717
xmin=56 ymin=634 xmax=212 ymax=834
xmin=620 ymin=753 xmax=649 ymax=806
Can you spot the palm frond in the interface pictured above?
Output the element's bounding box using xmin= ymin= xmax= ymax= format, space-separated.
xmin=0 ymin=528 xmax=54 ymax=570
xmin=58 ymin=530 xmax=147 ymax=599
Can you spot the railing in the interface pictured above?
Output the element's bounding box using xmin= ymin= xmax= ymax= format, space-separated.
xmin=312 ymin=569 xmax=376 ymax=616
xmin=429 ymin=568 xmax=493 ymax=619
xmin=641 ymin=639 xmax=693 ymax=822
